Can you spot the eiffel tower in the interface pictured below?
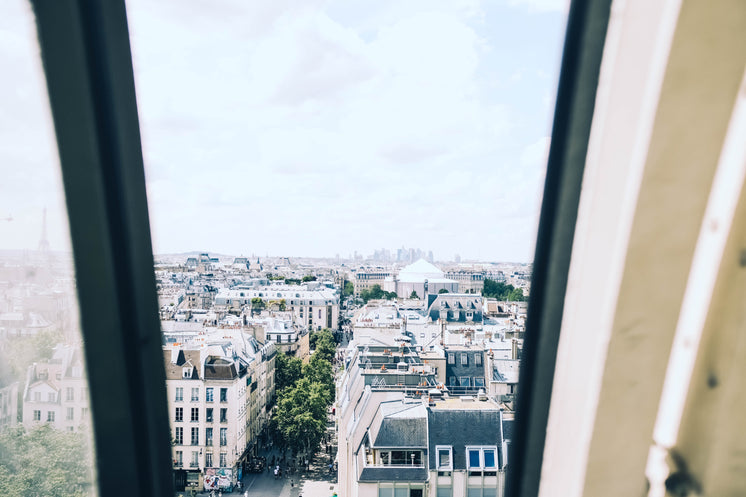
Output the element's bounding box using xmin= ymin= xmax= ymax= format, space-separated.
xmin=38 ymin=207 xmax=50 ymax=253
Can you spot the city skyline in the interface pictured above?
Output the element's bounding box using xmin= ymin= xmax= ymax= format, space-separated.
xmin=1 ymin=0 xmax=568 ymax=263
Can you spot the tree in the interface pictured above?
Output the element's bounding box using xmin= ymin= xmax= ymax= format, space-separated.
xmin=302 ymin=275 xmax=317 ymax=282
xmin=410 ymin=290 xmax=419 ymax=299
xmin=313 ymin=329 xmax=337 ymax=363
xmin=507 ymin=287 xmax=525 ymax=302
xmin=438 ymin=289 xmax=449 ymax=294
xmin=482 ymin=279 xmax=524 ymax=301
xmin=361 ymin=284 xmax=386 ymax=302
xmin=303 ymin=353 xmax=335 ymax=399
xmin=250 ymin=297 xmax=265 ymax=314
xmin=275 ymin=353 xmax=303 ymax=392
xmin=342 ymin=281 xmax=354 ymax=298
xmin=273 ymin=378 xmax=330 ymax=455
xmin=0 ymin=425 xmax=94 ymax=497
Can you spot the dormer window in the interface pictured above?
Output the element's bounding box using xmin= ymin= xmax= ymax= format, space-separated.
xmin=436 ymin=445 xmax=453 ymax=470
xmin=182 ymin=367 xmax=191 ymax=379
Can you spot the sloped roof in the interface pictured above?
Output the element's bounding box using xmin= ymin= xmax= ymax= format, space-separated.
xmin=399 ymin=259 xmax=444 ymax=278
xmin=427 ymin=408 xmax=503 ymax=470
xmin=371 ymin=403 xmax=428 ymax=448
xmin=358 ymin=467 xmax=428 ymax=482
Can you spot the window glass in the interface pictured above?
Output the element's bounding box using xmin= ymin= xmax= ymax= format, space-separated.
xmin=483 ymin=488 xmax=497 ymax=497
xmin=0 ymin=1 xmax=97 ymax=494
xmin=123 ymin=0 xmax=569 ymax=493
xmin=438 ymin=449 xmax=451 ymax=467
xmin=378 ymin=488 xmax=393 ymax=497
xmin=484 ymin=449 xmax=496 ymax=468
xmin=394 ymin=488 xmax=408 ymax=497
xmin=437 ymin=488 xmax=452 ymax=497
xmin=468 ymin=449 xmax=481 ymax=468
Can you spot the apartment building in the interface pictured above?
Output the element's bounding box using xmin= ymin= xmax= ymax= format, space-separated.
xmin=164 ymin=331 xmax=275 ymax=492
xmin=443 ymin=270 xmax=485 ymax=294
xmin=215 ymin=285 xmax=339 ymax=331
xmin=338 ymin=389 xmax=507 ymax=497
xmin=353 ymin=268 xmax=391 ymax=297
xmin=21 ymin=344 xmax=90 ymax=432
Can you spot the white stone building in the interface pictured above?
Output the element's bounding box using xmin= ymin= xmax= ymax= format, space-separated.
xmin=164 ymin=330 xmax=275 ymax=492
xmin=22 ymin=344 xmax=90 ymax=432
xmin=215 ymin=285 xmax=340 ymax=331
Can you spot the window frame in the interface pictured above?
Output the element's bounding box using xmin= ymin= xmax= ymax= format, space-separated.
xmin=465 ymin=446 xmax=498 ymax=470
xmin=27 ymin=0 xmax=616 ymax=496
xmin=436 ymin=445 xmax=453 ymax=470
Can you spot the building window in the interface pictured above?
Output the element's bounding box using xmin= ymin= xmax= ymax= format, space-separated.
xmin=47 ymin=411 xmax=55 ymax=422
xmin=466 ymin=446 xmax=498 ymax=469
xmin=175 ymin=451 xmax=183 ymax=467
xmin=220 ymin=408 xmax=227 ymax=423
xmin=448 ymin=353 xmax=455 ymax=365
xmin=460 ymin=377 xmax=470 ymax=387
xmin=175 ymin=407 xmax=183 ymax=422
xmin=191 ymin=407 xmax=199 ymax=422
xmin=220 ymin=452 xmax=227 ymax=468
xmin=66 ymin=407 xmax=74 ymax=421
xmin=191 ymin=387 xmax=199 ymax=402
xmin=436 ymin=445 xmax=452 ymax=470
xmin=33 ymin=410 xmax=41 ymax=421
xmin=206 ymin=387 xmax=214 ymax=402
xmin=66 ymin=387 xmax=74 ymax=401
xmin=81 ymin=407 xmax=88 ymax=418
xmin=205 ymin=452 xmax=213 ymax=468
xmin=191 ymin=451 xmax=199 ymax=468
xmin=220 ymin=428 xmax=227 ymax=446
xmin=437 ymin=487 xmax=453 ymax=497
xmin=175 ymin=427 xmax=183 ymax=445
xmin=206 ymin=408 xmax=213 ymax=422
xmin=220 ymin=388 xmax=227 ymax=402
xmin=474 ymin=377 xmax=485 ymax=388
xmin=182 ymin=367 xmax=191 ymax=378
xmin=47 ymin=393 xmax=55 ymax=402
xmin=175 ymin=387 xmax=183 ymax=402
xmin=475 ymin=353 xmax=482 ymax=366
xmin=191 ymin=427 xmax=199 ymax=445
xmin=206 ymin=428 xmax=213 ymax=446
xmin=461 ymin=353 xmax=468 ymax=366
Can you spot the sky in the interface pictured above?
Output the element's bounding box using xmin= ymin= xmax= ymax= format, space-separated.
xmin=0 ymin=0 xmax=567 ymax=263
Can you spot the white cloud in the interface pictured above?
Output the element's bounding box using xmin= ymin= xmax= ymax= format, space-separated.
xmin=0 ymin=0 xmax=566 ymax=261
xmin=506 ymin=0 xmax=569 ymax=14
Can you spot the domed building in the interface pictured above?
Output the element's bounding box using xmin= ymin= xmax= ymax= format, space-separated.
xmin=383 ymin=259 xmax=459 ymax=299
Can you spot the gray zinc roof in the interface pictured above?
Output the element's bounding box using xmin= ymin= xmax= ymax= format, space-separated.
xmin=427 ymin=408 xmax=503 ymax=470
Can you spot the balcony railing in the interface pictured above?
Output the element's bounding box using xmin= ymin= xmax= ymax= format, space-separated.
xmin=364 ymin=463 xmax=426 ymax=469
